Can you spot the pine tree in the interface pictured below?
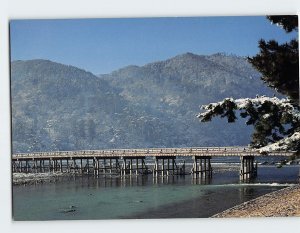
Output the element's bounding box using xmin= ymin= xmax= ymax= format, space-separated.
xmin=248 ymin=15 xmax=299 ymax=103
xmin=198 ymin=16 xmax=300 ymax=153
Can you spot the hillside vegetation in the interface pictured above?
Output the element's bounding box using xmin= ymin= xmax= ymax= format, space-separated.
xmin=11 ymin=53 xmax=276 ymax=153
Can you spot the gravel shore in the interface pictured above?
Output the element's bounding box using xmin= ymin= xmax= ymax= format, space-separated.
xmin=212 ymin=184 xmax=300 ymax=217
xmin=12 ymin=172 xmax=72 ymax=185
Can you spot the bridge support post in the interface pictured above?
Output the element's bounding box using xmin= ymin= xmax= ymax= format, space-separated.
xmin=122 ymin=158 xmax=126 ymax=176
xmin=142 ymin=159 xmax=146 ymax=175
xmin=129 ymin=159 xmax=133 ymax=176
xmin=34 ymin=160 xmax=37 ymax=173
xmin=18 ymin=161 xmax=21 ymax=173
xmin=121 ymin=156 xmax=146 ymax=176
xmin=180 ymin=161 xmax=185 ymax=175
xmin=20 ymin=161 xmax=23 ymax=173
xmin=103 ymin=158 xmax=106 ymax=175
xmin=86 ymin=159 xmax=89 ymax=174
xmin=15 ymin=161 xmax=20 ymax=173
xmin=24 ymin=161 xmax=27 ymax=173
xmin=240 ymin=156 xmax=257 ymax=181
xmin=57 ymin=159 xmax=59 ymax=172
xmin=25 ymin=160 xmax=29 ymax=173
xmin=38 ymin=160 xmax=40 ymax=173
xmin=56 ymin=160 xmax=59 ymax=172
xmin=172 ymin=159 xmax=175 ymax=175
xmin=79 ymin=159 xmax=82 ymax=174
xmin=109 ymin=158 xmax=112 ymax=174
xmin=42 ymin=160 xmax=45 ymax=173
xmin=60 ymin=159 xmax=63 ymax=173
xmin=72 ymin=158 xmax=76 ymax=173
xmin=96 ymin=158 xmax=100 ymax=176
xmin=53 ymin=159 xmax=56 ymax=172
xmin=98 ymin=158 xmax=102 ymax=175
xmin=50 ymin=159 xmax=54 ymax=173
xmin=93 ymin=158 xmax=96 ymax=174
xmin=48 ymin=159 xmax=50 ymax=172
xmin=49 ymin=159 xmax=51 ymax=173
xmin=154 ymin=158 xmax=158 ymax=177
xmin=115 ymin=158 xmax=120 ymax=174
xmin=153 ymin=156 xmax=179 ymax=177
xmin=12 ymin=161 xmax=16 ymax=173
xmin=192 ymin=156 xmax=212 ymax=179
xmin=66 ymin=159 xmax=69 ymax=173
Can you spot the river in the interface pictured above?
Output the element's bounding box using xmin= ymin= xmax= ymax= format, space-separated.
xmin=12 ymin=163 xmax=299 ymax=220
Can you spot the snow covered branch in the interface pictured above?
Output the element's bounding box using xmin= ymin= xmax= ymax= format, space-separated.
xmin=258 ymin=132 xmax=300 ymax=153
xmin=198 ymin=96 xmax=300 ymax=153
xmin=198 ymin=96 xmax=299 ymax=122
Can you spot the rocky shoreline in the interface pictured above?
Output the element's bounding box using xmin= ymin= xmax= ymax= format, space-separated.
xmin=212 ymin=184 xmax=300 ymax=217
xmin=12 ymin=172 xmax=73 ymax=185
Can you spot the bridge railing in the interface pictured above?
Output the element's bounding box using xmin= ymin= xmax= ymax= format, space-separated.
xmin=12 ymin=146 xmax=248 ymax=157
xmin=12 ymin=146 xmax=296 ymax=159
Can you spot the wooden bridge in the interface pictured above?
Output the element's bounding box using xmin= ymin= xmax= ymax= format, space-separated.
xmin=12 ymin=146 xmax=294 ymax=180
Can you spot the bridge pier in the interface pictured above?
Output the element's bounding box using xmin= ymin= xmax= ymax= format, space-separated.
xmin=60 ymin=159 xmax=63 ymax=172
xmin=94 ymin=158 xmax=99 ymax=176
xmin=25 ymin=160 xmax=29 ymax=173
xmin=32 ymin=159 xmax=36 ymax=173
xmin=121 ymin=156 xmax=147 ymax=176
xmin=40 ymin=160 xmax=44 ymax=173
xmin=90 ymin=157 xmax=121 ymax=176
xmin=240 ymin=156 xmax=257 ymax=180
xmin=79 ymin=159 xmax=82 ymax=174
xmin=86 ymin=159 xmax=90 ymax=174
xmin=71 ymin=158 xmax=76 ymax=173
xmin=50 ymin=159 xmax=56 ymax=172
xmin=55 ymin=159 xmax=59 ymax=172
xmin=49 ymin=159 xmax=53 ymax=172
xmin=153 ymin=156 xmax=181 ymax=177
xmin=18 ymin=161 xmax=22 ymax=172
xmin=191 ymin=156 xmax=212 ymax=179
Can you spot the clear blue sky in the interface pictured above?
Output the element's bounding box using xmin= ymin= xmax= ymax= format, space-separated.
xmin=10 ymin=16 xmax=297 ymax=74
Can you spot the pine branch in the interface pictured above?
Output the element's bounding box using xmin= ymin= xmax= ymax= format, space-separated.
xmin=259 ymin=132 xmax=300 ymax=152
xmin=198 ymin=96 xmax=300 ymax=152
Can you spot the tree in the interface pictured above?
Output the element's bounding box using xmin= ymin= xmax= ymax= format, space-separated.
xmin=198 ymin=15 xmax=300 ymax=153
xmin=248 ymin=16 xmax=299 ymax=103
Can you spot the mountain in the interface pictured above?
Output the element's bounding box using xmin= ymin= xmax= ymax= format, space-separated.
xmin=11 ymin=53 xmax=277 ymax=153
xmin=11 ymin=60 xmax=134 ymax=152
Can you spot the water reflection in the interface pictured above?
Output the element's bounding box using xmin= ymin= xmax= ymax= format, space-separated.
xmin=191 ymin=176 xmax=212 ymax=185
xmin=62 ymin=173 xmax=216 ymax=188
xmin=20 ymin=165 xmax=299 ymax=190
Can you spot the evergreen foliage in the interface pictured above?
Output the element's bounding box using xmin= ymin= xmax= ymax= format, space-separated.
xmin=267 ymin=15 xmax=298 ymax=33
xmin=248 ymin=15 xmax=299 ymax=103
xmin=199 ymin=96 xmax=300 ymax=151
xmin=199 ymin=16 xmax=300 ymax=152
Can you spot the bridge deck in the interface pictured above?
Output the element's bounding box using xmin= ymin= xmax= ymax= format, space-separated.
xmin=12 ymin=146 xmax=294 ymax=160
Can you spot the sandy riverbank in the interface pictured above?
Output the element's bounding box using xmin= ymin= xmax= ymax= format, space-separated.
xmin=213 ymin=184 xmax=300 ymax=217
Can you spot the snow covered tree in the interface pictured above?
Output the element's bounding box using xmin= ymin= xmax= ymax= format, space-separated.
xmin=198 ymin=15 xmax=300 ymax=153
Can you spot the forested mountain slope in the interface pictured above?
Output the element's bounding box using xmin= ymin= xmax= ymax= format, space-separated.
xmin=11 ymin=53 xmax=277 ymax=153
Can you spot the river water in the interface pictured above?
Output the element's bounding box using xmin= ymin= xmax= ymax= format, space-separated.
xmin=12 ymin=162 xmax=300 ymax=221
